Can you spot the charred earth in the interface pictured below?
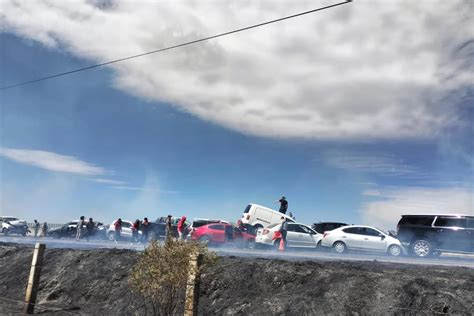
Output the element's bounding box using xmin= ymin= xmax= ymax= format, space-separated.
xmin=0 ymin=242 xmax=472 ymax=315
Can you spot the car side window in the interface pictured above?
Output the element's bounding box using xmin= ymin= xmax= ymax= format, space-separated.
xmin=360 ymin=228 xmax=381 ymax=236
xmin=297 ymin=225 xmax=312 ymax=234
xmin=122 ymin=222 xmax=131 ymax=228
xmin=342 ymin=227 xmax=360 ymax=234
xmin=286 ymin=224 xmax=296 ymax=232
xmin=434 ymin=217 xmax=466 ymax=228
xmin=467 ymin=218 xmax=474 ymax=229
xmin=208 ymin=224 xmax=224 ymax=231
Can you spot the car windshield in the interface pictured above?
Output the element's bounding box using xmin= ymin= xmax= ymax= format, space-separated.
xmin=4 ymin=217 xmax=19 ymax=221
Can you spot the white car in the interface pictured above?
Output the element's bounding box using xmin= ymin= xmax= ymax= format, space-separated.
xmin=0 ymin=216 xmax=29 ymax=236
xmin=241 ymin=203 xmax=295 ymax=233
xmin=107 ymin=220 xmax=141 ymax=241
xmin=255 ymin=222 xmax=322 ymax=249
xmin=321 ymin=225 xmax=405 ymax=256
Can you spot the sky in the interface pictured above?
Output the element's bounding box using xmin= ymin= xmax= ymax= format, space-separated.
xmin=0 ymin=0 xmax=473 ymax=229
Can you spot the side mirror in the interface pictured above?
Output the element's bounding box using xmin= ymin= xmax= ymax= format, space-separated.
xmin=380 ymin=234 xmax=385 ymax=240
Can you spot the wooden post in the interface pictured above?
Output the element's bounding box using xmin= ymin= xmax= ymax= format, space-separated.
xmin=24 ymin=243 xmax=46 ymax=314
xmin=184 ymin=253 xmax=203 ymax=316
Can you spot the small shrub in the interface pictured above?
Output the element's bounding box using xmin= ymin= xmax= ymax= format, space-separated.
xmin=129 ymin=239 xmax=216 ymax=315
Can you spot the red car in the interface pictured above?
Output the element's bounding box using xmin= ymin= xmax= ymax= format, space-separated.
xmin=190 ymin=222 xmax=254 ymax=247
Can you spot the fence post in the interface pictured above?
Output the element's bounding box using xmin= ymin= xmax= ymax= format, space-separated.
xmin=24 ymin=243 xmax=46 ymax=314
xmin=184 ymin=252 xmax=203 ymax=316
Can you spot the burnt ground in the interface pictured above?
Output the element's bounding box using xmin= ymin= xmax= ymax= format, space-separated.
xmin=0 ymin=242 xmax=473 ymax=315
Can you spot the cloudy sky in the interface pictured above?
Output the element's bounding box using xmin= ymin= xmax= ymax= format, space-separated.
xmin=0 ymin=0 xmax=472 ymax=229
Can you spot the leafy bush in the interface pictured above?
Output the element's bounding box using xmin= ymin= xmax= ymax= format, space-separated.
xmin=129 ymin=239 xmax=216 ymax=315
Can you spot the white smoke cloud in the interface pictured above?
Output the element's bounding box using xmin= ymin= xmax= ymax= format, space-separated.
xmin=1 ymin=0 xmax=472 ymax=140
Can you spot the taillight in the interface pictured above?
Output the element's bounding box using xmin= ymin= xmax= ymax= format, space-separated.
xmin=246 ymin=215 xmax=250 ymax=220
xmin=263 ymin=229 xmax=269 ymax=235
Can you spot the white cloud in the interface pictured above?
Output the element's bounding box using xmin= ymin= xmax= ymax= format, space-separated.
xmin=1 ymin=0 xmax=472 ymax=140
xmin=323 ymin=150 xmax=421 ymax=177
xmin=360 ymin=186 xmax=474 ymax=229
xmin=0 ymin=147 xmax=107 ymax=176
xmin=112 ymin=185 xmax=178 ymax=194
xmin=90 ymin=178 xmax=126 ymax=185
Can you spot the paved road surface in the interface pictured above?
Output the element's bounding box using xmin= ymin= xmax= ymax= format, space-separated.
xmin=1 ymin=235 xmax=473 ymax=268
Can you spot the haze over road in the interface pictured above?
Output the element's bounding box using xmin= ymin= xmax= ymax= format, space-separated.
xmin=1 ymin=236 xmax=473 ymax=269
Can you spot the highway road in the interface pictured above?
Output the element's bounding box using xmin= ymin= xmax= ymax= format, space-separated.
xmin=1 ymin=235 xmax=473 ymax=268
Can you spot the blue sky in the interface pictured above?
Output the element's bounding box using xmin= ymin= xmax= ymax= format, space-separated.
xmin=0 ymin=1 xmax=472 ymax=229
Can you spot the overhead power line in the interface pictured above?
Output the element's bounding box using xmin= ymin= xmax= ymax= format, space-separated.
xmin=0 ymin=0 xmax=352 ymax=91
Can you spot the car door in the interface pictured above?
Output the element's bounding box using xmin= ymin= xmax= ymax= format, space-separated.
xmin=340 ymin=227 xmax=363 ymax=249
xmin=294 ymin=225 xmax=316 ymax=247
xmin=467 ymin=218 xmax=474 ymax=252
xmin=358 ymin=228 xmax=387 ymax=252
xmin=207 ymin=224 xmax=225 ymax=243
xmin=285 ymin=224 xmax=301 ymax=247
xmin=121 ymin=222 xmax=132 ymax=238
xmin=432 ymin=216 xmax=467 ymax=251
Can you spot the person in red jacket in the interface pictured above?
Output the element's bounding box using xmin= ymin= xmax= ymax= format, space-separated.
xmin=177 ymin=216 xmax=187 ymax=240
xmin=114 ymin=218 xmax=122 ymax=243
xmin=131 ymin=219 xmax=140 ymax=244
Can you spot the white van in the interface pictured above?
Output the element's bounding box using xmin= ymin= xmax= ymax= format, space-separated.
xmin=241 ymin=203 xmax=295 ymax=232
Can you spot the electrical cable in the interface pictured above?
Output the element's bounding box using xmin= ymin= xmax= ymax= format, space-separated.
xmin=0 ymin=0 xmax=351 ymax=91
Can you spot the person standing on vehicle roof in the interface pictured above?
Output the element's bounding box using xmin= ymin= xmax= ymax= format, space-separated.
xmin=275 ymin=196 xmax=288 ymax=214
xmin=165 ymin=215 xmax=173 ymax=240
xmin=141 ymin=217 xmax=150 ymax=243
xmin=33 ymin=219 xmax=40 ymax=238
xmin=114 ymin=218 xmax=122 ymax=243
xmin=76 ymin=216 xmax=85 ymax=241
xmin=177 ymin=216 xmax=187 ymax=240
xmin=86 ymin=218 xmax=95 ymax=241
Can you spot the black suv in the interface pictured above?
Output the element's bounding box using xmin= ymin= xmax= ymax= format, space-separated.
xmin=311 ymin=222 xmax=348 ymax=234
xmin=396 ymin=214 xmax=473 ymax=257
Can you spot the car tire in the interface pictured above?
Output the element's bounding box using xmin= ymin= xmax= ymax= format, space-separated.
xmin=252 ymin=224 xmax=263 ymax=235
xmin=388 ymin=244 xmax=402 ymax=257
xmin=199 ymin=235 xmax=211 ymax=243
xmin=411 ymin=239 xmax=432 ymax=257
xmin=108 ymin=232 xmax=115 ymax=241
xmin=333 ymin=241 xmax=346 ymax=253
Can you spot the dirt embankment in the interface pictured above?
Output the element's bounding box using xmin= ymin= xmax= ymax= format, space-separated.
xmin=0 ymin=243 xmax=472 ymax=315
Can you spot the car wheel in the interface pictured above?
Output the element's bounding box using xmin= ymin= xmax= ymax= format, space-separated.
xmin=252 ymin=225 xmax=263 ymax=235
xmin=411 ymin=240 xmax=431 ymax=257
xmin=108 ymin=232 xmax=115 ymax=241
xmin=199 ymin=235 xmax=211 ymax=243
xmin=316 ymin=240 xmax=322 ymax=250
xmin=333 ymin=241 xmax=346 ymax=253
xmin=388 ymin=244 xmax=402 ymax=257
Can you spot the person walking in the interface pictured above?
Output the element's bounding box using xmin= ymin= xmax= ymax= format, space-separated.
xmin=177 ymin=216 xmax=187 ymax=240
xmin=132 ymin=219 xmax=140 ymax=244
xmin=141 ymin=217 xmax=150 ymax=243
xmin=165 ymin=215 xmax=173 ymax=241
xmin=114 ymin=218 xmax=122 ymax=243
xmin=41 ymin=222 xmax=48 ymax=237
xmin=279 ymin=216 xmax=289 ymax=251
xmin=76 ymin=216 xmax=85 ymax=241
xmin=275 ymin=196 xmax=288 ymax=214
xmin=86 ymin=217 xmax=95 ymax=241
xmin=33 ymin=219 xmax=40 ymax=238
